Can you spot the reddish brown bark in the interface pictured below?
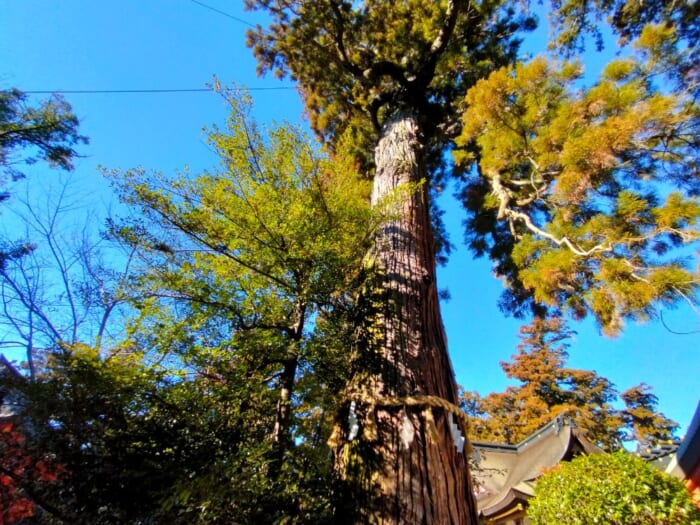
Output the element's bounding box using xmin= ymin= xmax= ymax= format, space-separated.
xmin=332 ymin=112 xmax=478 ymax=524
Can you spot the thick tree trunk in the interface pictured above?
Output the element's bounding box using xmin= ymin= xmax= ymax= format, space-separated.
xmin=331 ymin=112 xmax=478 ymax=524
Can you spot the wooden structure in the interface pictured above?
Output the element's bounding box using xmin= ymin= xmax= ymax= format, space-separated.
xmin=667 ymin=401 xmax=700 ymax=506
xmin=471 ymin=415 xmax=601 ymax=525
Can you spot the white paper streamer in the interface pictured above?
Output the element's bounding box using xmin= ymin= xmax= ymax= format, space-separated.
xmin=448 ymin=413 xmax=465 ymax=453
xmin=400 ymin=413 xmax=415 ymax=450
xmin=347 ymin=401 xmax=359 ymax=441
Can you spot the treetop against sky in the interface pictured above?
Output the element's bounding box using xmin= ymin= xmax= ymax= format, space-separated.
xmin=0 ymin=0 xmax=698 ymax=435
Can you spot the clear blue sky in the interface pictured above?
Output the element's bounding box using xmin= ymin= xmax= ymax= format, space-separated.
xmin=2 ymin=1 xmax=698 ymax=435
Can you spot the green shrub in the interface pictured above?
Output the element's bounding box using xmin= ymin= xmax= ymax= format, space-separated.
xmin=528 ymin=451 xmax=700 ymax=524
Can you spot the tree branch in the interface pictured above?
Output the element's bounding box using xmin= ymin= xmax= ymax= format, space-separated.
xmin=416 ymin=0 xmax=462 ymax=88
xmin=491 ymin=171 xmax=613 ymax=256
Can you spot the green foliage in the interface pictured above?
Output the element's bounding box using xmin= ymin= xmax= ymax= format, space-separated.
xmin=246 ymin=3 xmax=699 ymax=520
xmin=3 ymin=1 xmax=697 ymax=522
xmin=248 ymin=0 xmax=699 ymax=335
xmin=0 ymin=88 xmax=87 ymax=185
xmin=102 ymin=89 xmax=373 ymax=522
xmin=0 ymin=88 xmax=373 ymax=524
xmin=528 ymin=452 xmax=700 ymax=524
xmin=246 ymin=0 xmax=532 ymax=172
xmin=150 ymin=357 xmax=335 ymax=524
xmin=246 ymin=0 xmax=700 ymax=328
xmin=5 ymin=344 xmax=177 ymax=524
xmin=110 ymin=88 xmax=372 ymax=312
xmin=549 ymin=0 xmax=697 ymax=74
xmin=456 ymin=48 xmax=699 ymax=333
xmin=108 ymin=88 xmax=373 ymax=383
xmin=462 ymin=317 xmax=678 ymax=450
xmin=3 ymin=313 xmax=340 ymax=523
xmin=6 ymin=342 xmax=317 ymax=524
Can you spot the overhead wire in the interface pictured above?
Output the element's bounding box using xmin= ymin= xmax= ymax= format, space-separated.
xmin=188 ymin=0 xmax=256 ymax=28
xmin=20 ymin=87 xmax=294 ymax=95
xmin=16 ymin=1 xmax=287 ymax=96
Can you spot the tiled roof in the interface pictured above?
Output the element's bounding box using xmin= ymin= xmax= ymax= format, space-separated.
xmin=471 ymin=414 xmax=602 ymax=519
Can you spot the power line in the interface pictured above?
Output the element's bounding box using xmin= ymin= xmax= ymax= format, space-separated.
xmin=14 ymin=1 xmax=281 ymax=98
xmin=24 ymin=88 xmax=209 ymax=94
xmin=20 ymin=87 xmax=295 ymax=95
xmin=188 ymin=0 xmax=256 ymax=28
xmin=12 ymin=1 xmax=273 ymax=97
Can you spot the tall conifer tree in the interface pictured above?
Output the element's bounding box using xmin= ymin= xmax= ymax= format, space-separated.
xmin=245 ymin=1 xmax=697 ymax=522
xmin=246 ymin=2 xmax=530 ymax=522
xmin=462 ymin=317 xmax=678 ymax=451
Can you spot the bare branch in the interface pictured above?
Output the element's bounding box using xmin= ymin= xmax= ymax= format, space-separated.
xmin=491 ymin=171 xmax=613 ymax=256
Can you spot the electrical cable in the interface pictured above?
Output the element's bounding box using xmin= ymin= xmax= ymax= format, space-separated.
xmin=8 ymin=1 xmax=282 ymax=97
xmin=188 ymin=0 xmax=256 ymax=28
xmin=18 ymin=87 xmax=294 ymax=95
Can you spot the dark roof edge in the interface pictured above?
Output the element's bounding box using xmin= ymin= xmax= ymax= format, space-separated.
xmin=479 ymin=487 xmax=531 ymax=518
xmin=677 ymin=400 xmax=700 ymax=474
xmin=471 ymin=440 xmax=518 ymax=453
xmin=0 ymin=355 xmax=22 ymax=380
xmin=473 ymin=413 xmax=573 ymax=454
xmin=571 ymin=428 xmax=604 ymax=455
